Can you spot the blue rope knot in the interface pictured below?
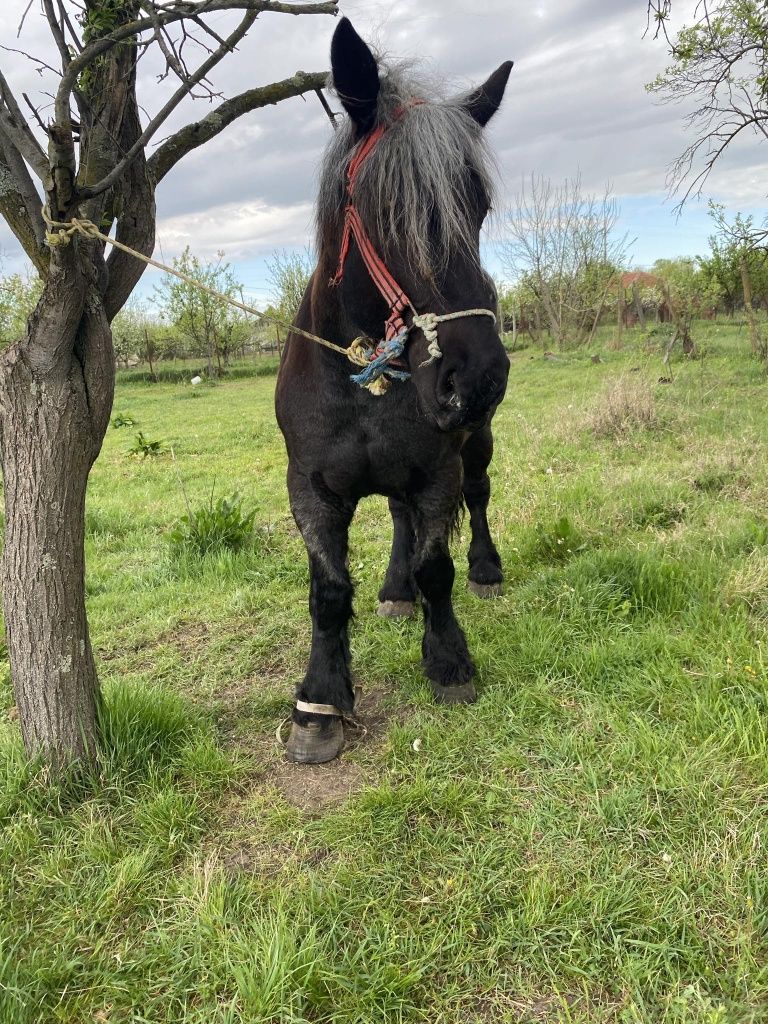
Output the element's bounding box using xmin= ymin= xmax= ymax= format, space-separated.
xmin=349 ymin=330 xmax=411 ymax=388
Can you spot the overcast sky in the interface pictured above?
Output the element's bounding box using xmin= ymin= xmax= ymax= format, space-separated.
xmin=2 ymin=0 xmax=767 ymax=304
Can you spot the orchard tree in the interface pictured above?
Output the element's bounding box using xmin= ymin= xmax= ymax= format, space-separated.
xmin=652 ymin=256 xmax=722 ymax=357
xmin=0 ymin=0 xmax=336 ymax=766
xmin=707 ymin=202 xmax=768 ymax=358
xmin=502 ymin=175 xmax=630 ymax=349
xmin=266 ymin=247 xmax=314 ymax=323
xmin=112 ymin=298 xmax=160 ymax=371
xmin=154 ymin=247 xmax=246 ymax=375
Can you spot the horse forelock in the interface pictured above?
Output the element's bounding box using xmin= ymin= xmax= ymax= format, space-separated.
xmin=316 ymin=62 xmax=496 ymax=283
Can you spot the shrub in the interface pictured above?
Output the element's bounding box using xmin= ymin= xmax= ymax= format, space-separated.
xmin=169 ymin=492 xmax=257 ymax=557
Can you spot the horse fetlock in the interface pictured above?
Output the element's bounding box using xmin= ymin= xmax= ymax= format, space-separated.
xmin=422 ymin=633 xmax=475 ymax=688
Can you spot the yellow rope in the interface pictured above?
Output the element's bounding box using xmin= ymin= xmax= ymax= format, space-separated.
xmin=41 ymin=206 xmax=372 ymax=369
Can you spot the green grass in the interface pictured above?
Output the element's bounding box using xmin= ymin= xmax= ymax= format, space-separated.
xmin=2 ymin=324 xmax=768 ymax=1022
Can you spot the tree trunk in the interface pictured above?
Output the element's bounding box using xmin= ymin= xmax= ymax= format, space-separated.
xmin=0 ymin=251 xmax=114 ymax=766
xmin=632 ymin=281 xmax=645 ymax=327
xmin=740 ymin=253 xmax=763 ymax=358
xmin=144 ymin=329 xmax=157 ymax=382
xmin=615 ymin=280 xmax=624 ymax=350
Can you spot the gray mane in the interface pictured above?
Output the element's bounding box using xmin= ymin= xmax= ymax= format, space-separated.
xmin=317 ymin=62 xmax=496 ymax=282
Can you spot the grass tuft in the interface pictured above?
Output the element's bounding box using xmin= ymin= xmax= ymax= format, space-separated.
xmin=587 ymin=373 xmax=660 ymax=440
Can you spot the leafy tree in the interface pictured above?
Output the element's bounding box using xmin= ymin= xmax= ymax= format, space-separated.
xmin=154 ymin=248 xmax=246 ymax=376
xmin=0 ymin=0 xmax=334 ymax=767
xmin=267 ymin=248 xmax=314 ymax=323
xmin=706 ymin=203 xmax=768 ymax=358
xmin=647 ymin=1 xmax=768 ymax=203
xmin=0 ymin=271 xmax=42 ymax=348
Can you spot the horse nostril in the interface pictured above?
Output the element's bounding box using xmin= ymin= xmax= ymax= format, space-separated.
xmin=439 ymin=372 xmax=462 ymax=409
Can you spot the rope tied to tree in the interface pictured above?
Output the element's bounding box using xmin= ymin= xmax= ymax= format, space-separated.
xmin=40 ymin=205 xmax=399 ymax=389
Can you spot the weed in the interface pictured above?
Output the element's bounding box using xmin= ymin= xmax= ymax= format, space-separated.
xmin=111 ymin=411 xmax=136 ymax=428
xmin=169 ymin=491 xmax=257 ymax=557
xmin=127 ymin=431 xmax=168 ymax=458
xmin=531 ymin=514 xmax=587 ymax=561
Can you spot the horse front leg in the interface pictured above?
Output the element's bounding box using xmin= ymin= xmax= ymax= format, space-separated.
xmin=462 ymin=426 xmax=503 ymax=598
xmin=377 ymin=497 xmax=417 ymax=618
xmin=286 ymin=466 xmax=357 ymax=763
xmin=412 ymin=488 xmax=476 ymax=705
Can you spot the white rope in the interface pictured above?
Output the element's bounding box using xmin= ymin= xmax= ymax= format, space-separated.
xmin=412 ymin=308 xmax=497 ymax=367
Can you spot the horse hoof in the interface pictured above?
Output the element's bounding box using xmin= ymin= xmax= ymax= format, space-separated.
xmin=468 ymin=581 xmax=503 ymax=599
xmin=285 ymin=719 xmax=344 ymax=764
xmin=430 ymin=680 xmax=477 ymax=705
xmin=377 ymin=600 xmax=415 ymax=618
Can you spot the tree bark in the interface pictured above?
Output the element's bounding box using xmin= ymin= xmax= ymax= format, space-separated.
xmin=0 ymin=295 xmax=112 ymax=764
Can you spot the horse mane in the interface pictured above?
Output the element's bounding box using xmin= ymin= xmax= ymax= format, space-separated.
xmin=316 ymin=61 xmax=496 ymax=283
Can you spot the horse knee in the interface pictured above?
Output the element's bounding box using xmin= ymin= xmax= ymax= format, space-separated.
xmin=463 ymin=473 xmax=491 ymax=506
xmin=414 ymin=550 xmax=454 ymax=601
xmin=310 ymin=571 xmax=353 ymax=630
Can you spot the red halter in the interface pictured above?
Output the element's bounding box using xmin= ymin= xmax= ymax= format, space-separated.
xmin=330 ymin=104 xmax=422 ymax=342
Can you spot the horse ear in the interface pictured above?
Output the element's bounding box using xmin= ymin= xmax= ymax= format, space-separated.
xmin=331 ymin=17 xmax=380 ymax=135
xmin=463 ymin=61 xmax=514 ymax=127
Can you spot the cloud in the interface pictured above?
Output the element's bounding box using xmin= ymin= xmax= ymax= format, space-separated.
xmin=1 ymin=0 xmax=766 ymax=284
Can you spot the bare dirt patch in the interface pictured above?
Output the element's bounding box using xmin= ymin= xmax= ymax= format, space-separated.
xmin=460 ymin=989 xmax=623 ymax=1023
xmin=270 ymin=759 xmax=365 ymax=814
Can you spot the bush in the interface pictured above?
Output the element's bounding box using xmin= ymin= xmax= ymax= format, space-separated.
xmin=169 ymin=492 xmax=257 ymax=557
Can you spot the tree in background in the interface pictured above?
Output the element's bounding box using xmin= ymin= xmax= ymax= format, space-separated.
xmin=0 ymin=271 xmax=42 ymax=348
xmin=706 ymin=203 xmax=768 ymax=359
xmin=154 ymin=248 xmax=246 ymax=376
xmin=267 ymin=248 xmax=314 ymax=322
xmin=647 ymin=1 xmax=768 ymax=204
xmin=112 ymin=298 xmax=163 ymax=373
xmin=0 ymin=0 xmax=335 ymax=767
xmin=652 ymin=257 xmax=723 ymax=358
xmin=502 ymin=176 xmax=631 ymax=349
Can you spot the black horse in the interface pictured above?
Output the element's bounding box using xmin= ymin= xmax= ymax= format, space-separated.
xmin=275 ymin=17 xmax=512 ymax=763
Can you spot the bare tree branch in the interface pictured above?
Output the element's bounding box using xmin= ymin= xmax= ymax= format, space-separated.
xmin=42 ymin=0 xmax=72 ymax=71
xmin=0 ymin=70 xmax=49 ymax=180
xmin=55 ymin=1 xmax=337 ymax=136
xmin=77 ymin=9 xmax=259 ymax=199
xmin=147 ymin=69 xmax=328 ymax=182
xmin=647 ymin=0 xmax=768 ymax=204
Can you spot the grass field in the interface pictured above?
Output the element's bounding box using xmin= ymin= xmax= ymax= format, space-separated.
xmin=2 ymin=323 xmax=768 ymax=1023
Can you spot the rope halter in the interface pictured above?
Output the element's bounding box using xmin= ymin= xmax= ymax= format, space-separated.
xmin=330 ymin=104 xmax=497 ymax=395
